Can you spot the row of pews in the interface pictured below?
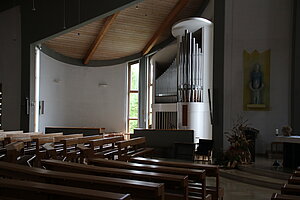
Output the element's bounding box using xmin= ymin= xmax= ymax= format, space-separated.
xmin=0 ymin=130 xmax=225 ymax=200
xmin=0 ymin=130 xmax=153 ymax=166
xmin=0 ymin=157 xmax=224 ymax=200
xmin=271 ymin=166 xmax=300 ymax=199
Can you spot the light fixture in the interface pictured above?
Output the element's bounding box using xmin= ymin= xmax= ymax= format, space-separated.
xmin=32 ymin=0 xmax=36 ymax=11
xmin=63 ymin=0 xmax=66 ymax=29
xmin=53 ymin=78 xmax=61 ymax=83
xmin=98 ymin=83 xmax=108 ymax=87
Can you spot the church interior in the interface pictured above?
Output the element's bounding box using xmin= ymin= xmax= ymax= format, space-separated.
xmin=0 ymin=0 xmax=299 ymax=199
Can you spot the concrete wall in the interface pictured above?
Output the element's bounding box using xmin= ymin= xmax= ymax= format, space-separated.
xmin=39 ymin=52 xmax=127 ymax=133
xmin=224 ymin=0 xmax=293 ymax=153
xmin=0 ymin=7 xmax=21 ymax=130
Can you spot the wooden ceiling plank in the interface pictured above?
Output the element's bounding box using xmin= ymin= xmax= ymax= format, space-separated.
xmin=142 ymin=0 xmax=189 ymax=55
xmin=83 ymin=13 xmax=119 ymax=65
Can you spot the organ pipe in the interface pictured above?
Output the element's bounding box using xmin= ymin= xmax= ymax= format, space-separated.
xmin=177 ymin=29 xmax=203 ymax=103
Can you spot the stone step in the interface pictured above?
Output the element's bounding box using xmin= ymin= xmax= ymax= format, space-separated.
xmin=239 ymin=165 xmax=291 ymax=181
xmin=220 ymin=169 xmax=287 ymax=190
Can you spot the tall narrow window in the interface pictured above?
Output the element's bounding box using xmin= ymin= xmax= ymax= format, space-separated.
xmin=147 ymin=61 xmax=154 ymax=128
xmin=127 ymin=61 xmax=139 ymax=133
xmin=34 ymin=46 xmax=41 ymax=132
xmin=0 ymin=83 xmax=2 ymax=129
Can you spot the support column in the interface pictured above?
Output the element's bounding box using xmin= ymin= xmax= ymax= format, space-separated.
xmin=138 ymin=56 xmax=147 ymax=128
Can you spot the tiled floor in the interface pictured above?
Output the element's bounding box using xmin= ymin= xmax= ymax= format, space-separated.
xmin=215 ymin=155 xmax=287 ymax=199
xmin=218 ymin=177 xmax=278 ymax=200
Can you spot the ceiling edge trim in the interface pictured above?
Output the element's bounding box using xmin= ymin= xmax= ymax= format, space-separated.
xmin=41 ymin=44 xmax=142 ymax=67
xmin=41 ymin=37 xmax=176 ymax=67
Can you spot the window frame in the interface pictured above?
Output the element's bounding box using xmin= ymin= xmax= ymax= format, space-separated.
xmin=127 ymin=60 xmax=139 ymax=133
xmin=0 ymin=83 xmax=2 ymax=129
xmin=147 ymin=60 xmax=154 ymax=128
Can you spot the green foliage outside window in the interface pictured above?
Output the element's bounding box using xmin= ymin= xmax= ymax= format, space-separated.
xmin=128 ymin=63 xmax=139 ymax=133
xmin=129 ymin=120 xmax=138 ymax=134
xmin=129 ymin=93 xmax=138 ymax=118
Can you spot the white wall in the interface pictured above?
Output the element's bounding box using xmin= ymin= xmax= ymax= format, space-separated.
xmin=224 ymin=0 xmax=293 ymax=154
xmin=39 ymin=53 xmax=127 ymax=133
xmin=0 ymin=7 xmax=21 ymax=130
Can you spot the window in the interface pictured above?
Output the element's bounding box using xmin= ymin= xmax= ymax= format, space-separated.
xmin=147 ymin=61 xmax=154 ymax=128
xmin=0 ymin=83 xmax=2 ymax=129
xmin=127 ymin=61 xmax=139 ymax=133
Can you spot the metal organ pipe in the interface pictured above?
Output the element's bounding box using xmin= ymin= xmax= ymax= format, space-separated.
xmin=177 ymin=29 xmax=204 ymax=103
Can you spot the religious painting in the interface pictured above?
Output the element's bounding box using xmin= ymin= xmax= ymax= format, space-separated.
xmin=243 ymin=50 xmax=270 ymax=111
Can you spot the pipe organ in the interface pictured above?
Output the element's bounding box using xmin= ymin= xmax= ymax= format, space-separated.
xmin=153 ymin=18 xmax=213 ymax=143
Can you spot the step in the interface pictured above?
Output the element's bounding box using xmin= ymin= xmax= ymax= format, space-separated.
xmin=239 ymin=165 xmax=291 ymax=181
xmin=220 ymin=169 xmax=286 ymax=190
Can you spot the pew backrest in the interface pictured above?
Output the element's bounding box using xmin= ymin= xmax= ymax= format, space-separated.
xmin=281 ymin=183 xmax=300 ymax=195
xmin=90 ymin=136 xmax=124 ymax=149
xmin=271 ymin=193 xmax=300 ymax=200
xmin=42 ymin=159 xmax=188 ymax=191
xmin=116 ymin=137 xmax=146 ymax=149
xmin=77 ymin=135 xmax=103 ymax=144
xmin=54 ymin=134 xmax=83 ymax=142
xmin=31 ymin=132 xmax=63 ymax=139
xmin=0 ymin=176 xmax=132 ymax=200
xmin=130 ymin=157 xmax=219 ymax=177
xmin=88 ymin=158 xmax=206 ymax=199
xmin=0 ymin=161 xmax=164 ymax=200
xmin=5 ymin=141 xmax=24 ymax=151
xmin=288 ymin=175 xmax=300 ymax=184
xmin=88 ymin=158 xmax=206 ymax=182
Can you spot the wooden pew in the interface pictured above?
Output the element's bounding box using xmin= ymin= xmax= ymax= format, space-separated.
xmin=292 ymin=170 xmax=300 ymax=177
xmin=33 ymin=137 xmax=56 ymax=166
xmin=5 ymin=141 xmax=24 ymax=163
xmin=77 ymin=135 xmax=103 ymax=144
xmin=42 ymin=159 xmax=190 ymax=200
xmin=288 ymin=175 xmax=300 ymax=184
xmin=54 ymin=133 xmax=83 ymax=143
xmin=31 ymin=132 xmax=63 ymax=139
xmin=1 ymin=130 xmax=23 ymax=135
xmin=271 ymin=193 xmax=300 ymax=200
xmin=116 ymin=137 xmax=154 ymax=161
xmin=2 ymin=131 xmax=24 ymax=145
xmin=61 ymin=138 xmax=81 ymax=162
xmin=0 ymin=161 xmax=164 ymax=200
xmin=0 ymin=177 xmax=131 ymax=200
xmin=61 ymin=135 xmax=103 ymax=162
xmin=281 ymin=183 xmax=300 ymax=196
xmin=88 ymin=158 xmax=210 ymax=200
xmin=34 ymin=134 xmax=86 ymax=165
xmin=130 ymin=157 xmax=223 ymax=200
xmin=87 ymin=136 xmax=124 ymax=160
xmin=6 ymin=132 xmax=42 ymax=137
xmin=0 ymin=136 xmax=4 ymax=148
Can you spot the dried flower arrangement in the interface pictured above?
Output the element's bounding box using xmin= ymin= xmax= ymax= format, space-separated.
xmin=281 ymin=126 xmax=292 ymax=136
xmin=224 ymin=115 xmax=258 ymax=168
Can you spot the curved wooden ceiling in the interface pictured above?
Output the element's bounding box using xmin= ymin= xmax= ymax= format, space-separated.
xmin=44 ymin=0 xmax=205 ymax=63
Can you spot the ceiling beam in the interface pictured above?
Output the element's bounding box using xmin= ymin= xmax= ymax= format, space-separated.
xmin=83 ymin=13 xmax=119 ymax=65
xmin=142 ymin=0 xmax=189 ymax=56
